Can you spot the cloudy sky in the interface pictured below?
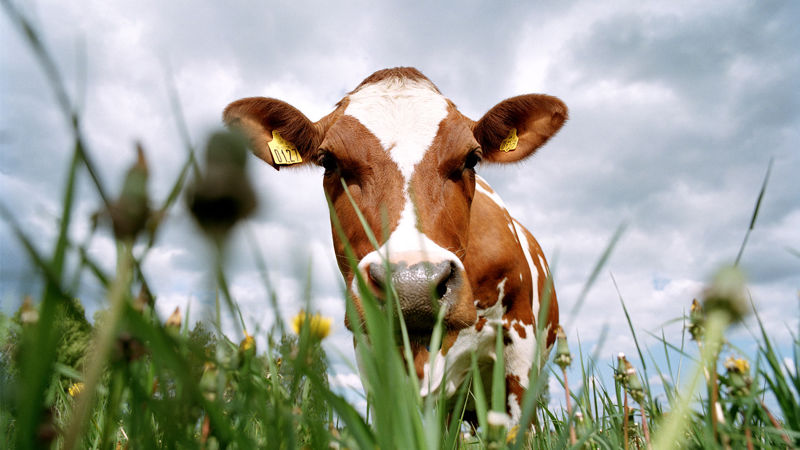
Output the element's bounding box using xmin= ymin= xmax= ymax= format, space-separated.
xmin=2 ymin=1 xmax=798 ymax=403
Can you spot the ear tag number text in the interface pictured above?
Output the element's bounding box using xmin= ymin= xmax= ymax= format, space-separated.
xmin=268 ymin=131 xmax=303 ymax=165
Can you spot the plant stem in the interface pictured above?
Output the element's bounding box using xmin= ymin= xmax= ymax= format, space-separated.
xmin=653 ymin=311 xmax=729 ymax=450
xmin=711 ymin=358 xmax=720 ymax=441
xmin=563 ymin=366 xmax=576 ymax=445
xmin=760 ymin=400 xmax=792 ymax=447
xmin=624 ymin=391 xmax=629 ymax=450
xmin=744 ymin=425 xmax=753 ymax=450
xmin=62 ymin=240 xmax=134 ymax=450
xmin=640 ymin=403 xmax=651 ymax=450
xmin=698 ymin=340 xmax=727 ymax=436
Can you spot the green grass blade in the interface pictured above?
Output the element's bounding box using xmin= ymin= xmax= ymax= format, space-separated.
xmin=471 ymin=352 xmax=489 ymax=437
xmin=735 ymin=158 xmax=773 ymax=266
xmin=245 ymin=225 xmax=287 ymax=336
xmin=2 ymin=0 xmax=113 ymax=209
xmin=567 ymin=223 xmax=626 ymax=320
xmin=164 ymin=64 xmax=201 ymax=178
xmin=491 ymin=322 xmax=506 ymax=415
xmin=52 ymin=148 xmax=81 ymax=279
xmin=443 ymin=373 xmax=472 ymax=450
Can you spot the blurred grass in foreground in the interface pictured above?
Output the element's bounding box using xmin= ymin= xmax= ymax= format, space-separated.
xmin=1 ymin=1 xmax=798 ymax=448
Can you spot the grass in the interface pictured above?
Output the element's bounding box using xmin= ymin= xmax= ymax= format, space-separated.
xmin=1 ymin=2 xmax=798 ymax=448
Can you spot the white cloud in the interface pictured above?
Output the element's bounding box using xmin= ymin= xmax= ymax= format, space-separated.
xmin=329 ymin=372 xmax=363 ymax=390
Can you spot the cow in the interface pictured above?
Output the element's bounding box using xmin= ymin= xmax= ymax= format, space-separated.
xmin=223 ymin=67 xmax=566 ymax=422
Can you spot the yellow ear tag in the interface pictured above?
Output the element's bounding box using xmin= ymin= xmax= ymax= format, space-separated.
xmin=499 ymin=128 xmax=519 ymax=152
xmin=267 ymin=130 xmax=303 ymax=165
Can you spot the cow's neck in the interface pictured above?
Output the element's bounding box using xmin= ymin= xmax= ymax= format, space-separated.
xmin=464 ymin=177 xmax=535 ymax=327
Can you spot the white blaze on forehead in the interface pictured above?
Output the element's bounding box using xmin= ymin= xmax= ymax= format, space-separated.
xmin=345 ymin=77 xmax=458 ymax=270
xmin=345 ymin=77 xmax=448 ymax=181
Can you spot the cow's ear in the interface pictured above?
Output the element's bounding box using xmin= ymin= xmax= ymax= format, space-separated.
xmin=472 ymin=94 xmax=567 ymax=164
xmin=223 ymin=97 xmax=321 ymax=170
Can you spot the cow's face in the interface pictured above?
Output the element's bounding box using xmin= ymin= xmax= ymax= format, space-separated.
xmin=224 ymin=68 xmax=566 ymax=350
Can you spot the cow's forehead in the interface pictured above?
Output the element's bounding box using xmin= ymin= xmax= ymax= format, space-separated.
xmin=343 ymin=77 xmax=449 ymax=181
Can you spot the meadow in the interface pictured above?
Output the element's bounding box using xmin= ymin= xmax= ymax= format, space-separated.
xmin=1 ymin=2 xmax=798 ymax=448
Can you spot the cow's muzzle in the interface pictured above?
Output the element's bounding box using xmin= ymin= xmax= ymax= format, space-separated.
xmin=367 ymin=260 xmax=466 ymax=332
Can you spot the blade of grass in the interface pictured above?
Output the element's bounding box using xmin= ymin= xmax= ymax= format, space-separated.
xmin=245 ymin=225 xmax=286 ymax=336
xmin=734 ymin=158 xmax=773 ymax=266
xmin=567 ymin=223 xmax=626 ymax=321
xmin=443 ymin=372 xmax=472 ymax=450
xmin=62 ymin=240 xmax=134 ymax=450
xmin=3 ymin=0 xmax=115 ymax=215
xmin=214 ymin=252 xmax=246 ymax=336
xmin=653 ymin=310 xmax=730 ymax=450
xmin=77 ymin=243 xmax=111 ymax=288
xmin=143 ymin=153 xmax=195 ymax=250
xmin=516 ymin=228 xmax=619 ymax=450
xmin=752 ymin=304 xmax=799 ymax=432
xmin=491 ymin=321 xmax=506 ymax=416
xmin=326 ymin=191 xmax=427 ymax=449
xmin=123 ymin=305 xmax=247 ymax=447
xmin=306 ymin=373 xmax=376 ymax=449
xmin=0 ymin=202 xmax=78 ymax=448
xmin=511 ymin=268 xmax=557 ymax=446
xmin=52 ymin=148 xmax=81 ymax=278
xmin=337 ymin=179 xmax=422 ymax=392
xmin=611 ymin=272 xmax=655 ymax=410
xmin=470 ymin=352 xmax=489 ymax=437
xmin=163 ymin=62 xmax=201 ymax=178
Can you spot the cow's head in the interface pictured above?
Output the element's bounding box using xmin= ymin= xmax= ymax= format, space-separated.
xmin=224 ymin=68 xmax=566 ymax=347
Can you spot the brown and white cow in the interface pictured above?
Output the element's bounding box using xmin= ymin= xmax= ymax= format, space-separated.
xmin=224 ymin=67 xmax=566 ymax=421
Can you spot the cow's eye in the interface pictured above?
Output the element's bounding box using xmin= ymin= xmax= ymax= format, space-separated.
xmin=464 ymin=149 xmax=482 ymax=171
xmin=317 ymin=151 xmax=339 ymax=175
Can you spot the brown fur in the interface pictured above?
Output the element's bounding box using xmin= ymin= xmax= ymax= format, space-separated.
xmin=349 ymin=67 xmax=438 ymax=95
xmin=473 ymin=94 xmax=568 ymax=163
xmin=223 ymin=98 xmax=323 ymax=169
xmin=224 ymin=67 xmax=566 ymax=415
xmin=517 ymin=223 xmax=560 ymax=347
xmin=506 ymin=373 xmax=526 ymax=409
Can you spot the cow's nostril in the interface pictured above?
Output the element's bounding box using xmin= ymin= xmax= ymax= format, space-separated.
xmin=435 ymin=278 xmax=448 ymax=299
xmin=368 ymin=262 xmax=387 ymax=291
xmin=432 ymin=261 xmax=455 ymax=299
xmin=364 ymin=260 xmax=461 ymax=329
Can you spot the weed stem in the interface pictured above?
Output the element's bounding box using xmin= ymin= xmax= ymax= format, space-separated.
xmin=63 ymin=240 xmax=134 ymax=450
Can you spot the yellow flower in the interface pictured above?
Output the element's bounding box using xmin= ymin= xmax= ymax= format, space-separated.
xmin=723 ymin=355 xmax=753 ymax=397
xmin=239 ymin=333 xmax=256 ymax=353
xmin=292 ymin=310 xmax=332 ymax=340
xmin=506 ymin=424 xmax=520 ymax=444
xmin=68 ymin=382 xmax=85 ymax=397
xmin=724 ymin=356 xmax=750 ymax=374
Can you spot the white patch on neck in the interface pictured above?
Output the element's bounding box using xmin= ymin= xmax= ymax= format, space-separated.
xmin=496 ymin=277 xmax=507 ymax=302
xmin=475 ymin=175 xmax=508 ymax=209
xmin=512 ymin=220 xmax=540 ymax=325
xmin=418 ymin=278 xmax=508 ymax=398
